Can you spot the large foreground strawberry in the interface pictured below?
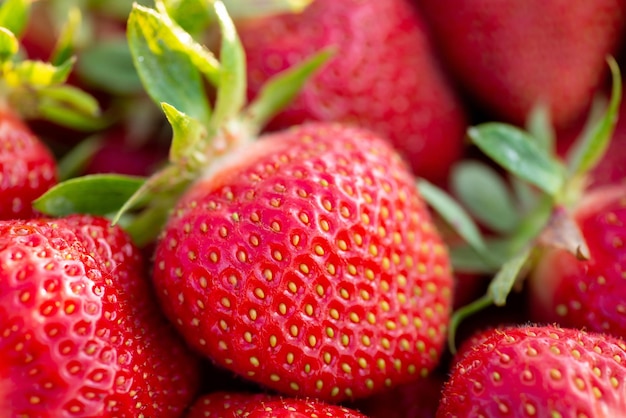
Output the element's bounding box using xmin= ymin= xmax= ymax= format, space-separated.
xmin=417 ymin=0 xmax=626 ymax=129
xmin=437 ymin=325 xmax=626 ymax=417
xmin=233 ymin=0 xmax=467 ymax=185
xmin=0 ymin=215 xmax=200 ymax=416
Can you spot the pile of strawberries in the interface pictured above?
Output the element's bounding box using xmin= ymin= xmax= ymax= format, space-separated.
xmin=3 ymin=0 xmax=626 ymax=416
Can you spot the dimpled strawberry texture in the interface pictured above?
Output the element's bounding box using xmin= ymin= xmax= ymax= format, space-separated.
xmin=0 ymin=110 xmax=58 ymax=219
xmin=0 ymin=217 xmax=200 ymax=417
xmin=153 ymin=123 xmax=453 ymax=402
xmin=437 ymin=326 xmax=626 ymax=417
xmin=239 ymin=0 xmax=467 ymax=185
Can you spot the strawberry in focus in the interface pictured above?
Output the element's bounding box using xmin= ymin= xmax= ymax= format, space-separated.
xmin=437 ymin=324 xmax=626 ymax=417
xmin=153 ymin=122 xmax=453 ymax=402
xmin=0 ymin=215 xmax=200 ymax=417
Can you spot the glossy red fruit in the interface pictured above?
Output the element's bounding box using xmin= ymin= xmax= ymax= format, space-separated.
xmin=237 ymin=0 xmax=467 ymax=185
xmin=0 ymin=216 xmax=200 ymax=417
xmin=153 ymin=122 xmax=453 ymax=402
xmin=417 ymin=0 xmax=626 ymax=129
xmin=437 ymin=324 xmax=626 ymax=417
xmin=0 ymin=108 xmax=58 ymax=219
xmin=529 ymin=186 xmax=626 ymax=337
xmin=186 ymin=392 xmax=367 ymax=418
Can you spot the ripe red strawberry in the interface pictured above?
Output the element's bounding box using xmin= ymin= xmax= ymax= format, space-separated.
xmin=152 ymin=122 xmax=454 ymax=402
xmin=235 ymin=0 xmax=468 ymax=185
xmin=0 ymin=215 xmax=200 ymax=417
xmin=437 ymin=324 xmax=626 ymax=417
xmin=416 ymin=0 xmax=626 ymax=129
xmin=0 ymin=108 xmax=58 ymax=219
xmin=186 ymin=392 xmax=367 ymax=418
xmin=529 ymin=185 xmax=626 ymax=337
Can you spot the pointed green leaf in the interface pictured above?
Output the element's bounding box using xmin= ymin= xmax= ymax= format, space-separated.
xmin=12 ymin=57 xmax=74 ymax=87
xmin=0 ymin=0 xmax=30 ymax=38
xmin=245 ymin=47 xmax=334 ymax=132
xmin=0 ymin=26 xmax=18 ymax=62
xmin=161 ymin=0 xmax=215 ymax=36
xmin=566 ymin=56 xmax=622 ymax=176
xmin=525 ymin=102 xmax=555 ymax=153
xmin=451 ymin=161 xmax=520 ymax=234
xmin=449 ymin=238 xmax=513 ymax=274
xmin=468 ymin=123 xmax=566 ymax=196
xmin=33 ymin=174 xmax=146 ymax=217
xmin=127 ymin=4 xmax=212 ymax=125
xmin=38 ymin=85 xmax=100 ymax=116
xmin=50 ymin=6 xmax=81 ymax=66
xmin=37 ymin=102 xmax=107 ymax=131
xmin=162 ymin=102 xmax=208 ymax=168
xmin=210 ymin=0 xmax=247 ymax=130
xmin=487 ymin=246 xmax=532 ymax=306
xmin=221 ymin=0 xmax=313 ymax=18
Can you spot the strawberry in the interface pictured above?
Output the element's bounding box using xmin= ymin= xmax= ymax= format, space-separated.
xmin=416 ymin=0 xmax=626 ymax=129
xmin=529 ymin=185 xmax=626 ymax=336
xmin=186 ymin=391 xmax=367 ymax=418
xmin=0 ymin=108 xmax=58 ymax=219
xmin=234 ymin=0 xmax=468 ymax=185
xmin=437 ymin=324 xmax=626 ymax=417
xmin=0 ymin=215 xmax=201 ymax=416
xmin=152 ymin=122 xmax=453 ymax=402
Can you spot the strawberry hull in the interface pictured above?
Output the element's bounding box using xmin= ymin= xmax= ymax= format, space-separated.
xmin=153 ymin=123 xmax=453 ymax=402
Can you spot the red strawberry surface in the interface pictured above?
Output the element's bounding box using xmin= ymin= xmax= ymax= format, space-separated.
xmin=0 ymin=215 xmax=200 ymax=417
xmin=186 ymin=391 xmax=367 ymax=418
xmin=153 ymin=122 xmax=453 ymax=402
xmin=437 ymin=324 xmax=626 ymax=417
xmin=417 ymin=0 xmax=626 ymax=129
xmin=0 ymin=108 xmax=58 ymax=219
xmin=236 ymin=0 xmax=467 ymax=185
xmin=529 ymin=185 xmax=626 ymax=337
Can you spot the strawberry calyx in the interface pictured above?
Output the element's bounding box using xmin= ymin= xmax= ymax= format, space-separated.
xmin=34 ymin=0 xmax=332 ymax=246
xmin=446 ymin=56 xmax=623 ymax=352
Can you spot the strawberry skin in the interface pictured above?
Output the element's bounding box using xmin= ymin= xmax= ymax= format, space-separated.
xmin=417 ymin=0 xmax=626 ymax=129
xmin=0 ymin=109 xmax=58 ymax=219
xmin=529 ymin=186 xmax=626 ymax=337
xmin=437 ymin=325 xmax=626 ymax=417
xmin=153 ymin=122 xmax=453 ymax=402
xmin=186 ymin=392 xmax=367 ymax=418
xmin=0 ymin=216 xmax=200 ymax=417
xmin=237 ymin=0 xmax=467 ymax=185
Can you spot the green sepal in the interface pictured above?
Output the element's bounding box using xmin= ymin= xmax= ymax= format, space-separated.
xmin=50 ymin=6 xmax=82 ymax=66
xmin=127 ymin=3 xmax=213 ymax=125
xmin=487 ymin=245 xmax=533 ymax=306
xmin=0 ymin=0 xmax=30 ymax=39
xmin=525 ymin=102 xmax=555 ymax=154
xmin=209 ymin=0 xmax=247 ymax=132
xmin=11 ymin=57 xmax=74 ymax=87
xmin=221 ymin=0 xmax=313 ymax=18
xmin=450 ymin=160 xmax=520 ymax=234
xmin=38 ymin=84 xmax=100 ymax=116
xmin=163 ymin=102 xmax=209 ymax=169
xmin=566 ymin=56 xmax=622 ymax=176
xmin=161 ymin=0 xmax=215 ymax=36
xmin=468 ymin=123 xmax=566 ymax=197
xmin=0 ymin=27 xmax=18 ymax=63
xmin=245 ymin=47 xmax=335 ymax=132
xmin=449 ymin=238 xmax=513 ymax=274
xmin=33 ymin=174 xmax=146 ymax=217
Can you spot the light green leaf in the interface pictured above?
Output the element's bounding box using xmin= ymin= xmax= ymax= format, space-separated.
xmin=127 ymin=4 xmax=212 ymax=125
xmin=38 ymin=85 xmax=100 ymax=116
xmin=33 ymin=174 xmax=146 ymax=216
xmin=0 ymin=0 xmax=30 ymax=38
xmin=487 ymin=246 xmax=532 ymax=306
xmin=162 ymin=102 xmax=208 ymax=168
xmin=468 ymin=123 xmax=566 ymax=196
xmin=161 ymin=0 xmax=214 ymax=36
xmin=12 ymin=57 xmax=74 ymax=87
xmin=449 ymin=238 xmax=513 ymax=274
xmin=525 ymin=102 xmax=555 ymax=153
xmin=566 ymin=56 xmax=622 ymax=176
xmin=451 ymin=161 xmax=520 ymax=234
xmin=221 ymin=0 xmax=313 ymax=18
xmin=245 ymin=47 xmax=334 ymax=132
xmin=50 ymin=6 xmax=81 ymax=66
xmin=0 ymin=26 xmax=18 ymax=62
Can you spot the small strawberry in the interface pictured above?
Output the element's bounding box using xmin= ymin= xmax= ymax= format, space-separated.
xmin=437 ymin=324 xmax=626 ymax=417
xmin=0 ymin=215 xmax=201 ymax=416
xmin=186 ymin=391 xmax=367 ymax=418
xmin=416 ymin=0 xmax=626 ymax=129
xmin=231 ymin=0 xmax=468 ymax=185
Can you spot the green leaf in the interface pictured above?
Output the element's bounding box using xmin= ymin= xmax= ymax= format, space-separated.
xmin=451 ymin=160 xmax=520 ymax=234
xmin=38 ymin=85 xmax=100 ymax=116
xmin=487 ymin=245 xmax=532 ymax=306
xmin=162 ymin=102 xmax=208 ymax=168
xmin=127 ymin=4 xmax=212 ymax=125
xmin=76 ymin=39 xmax=144 ymax=94
xmin=245 ymin=47 xmax=335 ymax=132
xmin=449 ymin=238 xmax=512 ymax=274
xmin=50 ymin=6 xmax=81 ymax=66
xmin=209 ymin=0 xmax=247 ymax=131
xmin=12 ymin=57 xmax=74 ymax=87
xmin=221 ymin=0 xmax=313 ymax=18
xmin=417 ymin=178 xmax=495 ymax=267
xmin=0 ymin=26 xmax=18 ymax=62
xmin=0 ymin=0 xmax=30 ymax=38
xmin=56 ymin=134 xmax=104 ymax=181
xmin=161 ymin=0 xmax=214 ymax=36
xmin=468 ymin=123 xmax=566 ymax=196
xmin=33 ymin=174 xmax=146 ymax=217
xmin=566 ymin=56 xmax=622 ymax=176
xmin=37 ymin=102 xmax=107 ymax=131
xmin=525 ymin=102 xmax=555 ymax=153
